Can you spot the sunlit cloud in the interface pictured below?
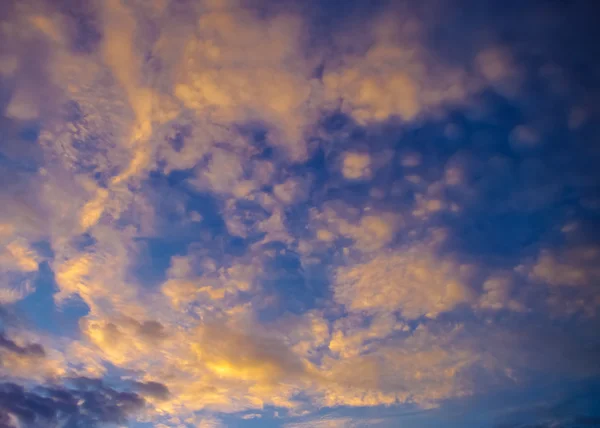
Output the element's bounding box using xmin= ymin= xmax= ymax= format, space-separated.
xmin=1 ymin=0 xmax=599 ymax=426
xmin=333 ymin=238 xmax=475 ymax=318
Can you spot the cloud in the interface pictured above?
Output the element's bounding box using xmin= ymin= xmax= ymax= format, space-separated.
xmin=133 ymin=381 xmax=170 ymax=401
xmin=1 ymin=0 xmax=599 ymax=426
xmin=52 ymin=232 xmax=144 ymax=317
xmin=334 ymin=242 xmax=475 ymax=319
xmin=478 ymin=274 xmax=525 ymax=312
xmin=170 ymin=2 xmax=319 ymax=163
xmin=285 ymin=416 xmax=367 ymax=428
xmin=5 ymin=86 xmax=40 ymax=121
xmin=241 ymin=413 xmax=262 ymax=419
xmin=328 ymin=313 xmax=406 ymax=359
xmin=0 ymin=330 xmax=66 ymax=383
xmin=193 ymin=322 xmax=309 ymax=385
xmin=68 ymin=302 xmax=311 ymax=415
xmin=161 ymin=252 xmax=258 ymax=311
xmin=0 ymin=378 xmax=144 ymax=428
xmin=0 ymin=332 xmax=45 ymax=358
xmin=317 ymin=323 xmax=485 ymax=408
xmin=0 ymin=327 xmax=67 ymax=382
xmin=0 ymin=226 xmax=41 ymax=303
xmin=79 ymin=316 xmax=168 ymax=366
xmin=273 ymin=177 xmax=312 ymax=205
xmin=341 ymin=152 xmax=372 ymax=180
xmin=521 ymin=245 xmax=600 ymax=316
xmin=475 ymin=47 xmax=515 ymax=83
xmin=322 ymin=12 xmax=469 ymax=125
xmin=529 ymin=246 xmax=600 ymax=288
xmin=98 ymin=0 xmax=160 ymax=184
xmin=310 ymin=203 xmax=401 ymax=252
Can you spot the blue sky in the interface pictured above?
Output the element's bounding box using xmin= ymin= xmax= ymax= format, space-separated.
xmin=1 ymin=0 xmax=599 ymax=427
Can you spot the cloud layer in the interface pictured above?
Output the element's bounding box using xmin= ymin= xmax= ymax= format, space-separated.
xmin=1 ymin=0 xmax=599 ymax=427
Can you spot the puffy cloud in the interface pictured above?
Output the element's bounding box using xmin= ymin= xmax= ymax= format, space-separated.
xmin=241 ymin=413 xmax=262 ymax=420
xmin=473 ymin=46 xmax=525 ymax=98
xmin=529 ymin=246 xmax=600 ymax=288
xmin=192 ymin=322 xmax=309 ymax=384
xmin=122 ymin=323 xmax=312 ymax=413
xmin=0 ymin=241 xmax=38 ymax=273
xmin=341 ymin=152 xmax=371 ymax=180
xmin=52 ymin=229 xmax=144 ymax=317
xmin=322 ymin=14 xmax=468 ymax=125
xmin=317 ymin=324 xmax=485 ymax=408
xmin=0 ymin=346 xmax=66 ymax=382
xmin=475 ymin=47 xmax=515 ymax=83
xmin=63 ymin=289 xmax=307 ymax=415
xmin=311 ymin=203 xmax=401 ymax=252
xmin=334 ymin=243 xmax=475 ymax=318
xmin=273 ymin=177 xmax=312 ymax=205
xmin=171 ymin=3 xmax=319 ymax=162
xmin=399 ymin=151 xmax=422 ymax=167
xmin=509 ymin=125 xmax=541 ymax=149
xmin=0 ymin=326 xmax=68 ymax=382
xmin=0 ymin=229 xmax=40 ymax=303
xmin=285 ymin=416 xmax=379 ymax=428
xmin=519 ymin=245 xmax=600 ymax=316
xmin=79 ymin=316 xmax=168 ymax=367
xmin=190 ymin=148 xmax=247 ymax=196
xmin=271 ymin=311 xmax=330 ymax=360
xmin=1 ymin=0 xmax=599 ymax=426
xmin=78 ymin=188 xmax=109 ymax=230
xmin=161 ymin=252 xmax=258 ymax=312
xmin=0 ymin=330 xmax=65 ymax=383
xmin=4 ymin=86 xmax=39 ymax=121
xmin=329 ymin=313 xmax=407 ymax=359
xmin=133 ymin=381 xmax=170 ymax=401
xmin=0 ymin=332 xmax=45 ymax=358
xmin=478 ymin=274 xmax=525 ymax=312
xmin=0 ymin=378 xmax=145 ymax=428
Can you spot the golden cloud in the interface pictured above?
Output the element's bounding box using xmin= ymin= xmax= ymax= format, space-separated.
xmin=334 ymin=244 xmax=475 ymax=318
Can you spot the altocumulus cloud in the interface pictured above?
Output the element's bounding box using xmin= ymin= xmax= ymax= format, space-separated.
xmin=0 ymin=0 xmax=599 ymax=426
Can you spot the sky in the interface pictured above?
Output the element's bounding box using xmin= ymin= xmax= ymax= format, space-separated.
xmin=0 ymin=0 xmax=599 ymax=427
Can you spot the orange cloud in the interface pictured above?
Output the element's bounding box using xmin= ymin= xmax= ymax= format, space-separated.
xmin=334 ymin=244 xmax=475 ymax=318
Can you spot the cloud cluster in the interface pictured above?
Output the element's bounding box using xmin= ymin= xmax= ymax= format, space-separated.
xmin=334 ymin=242 xmax=474 ymax=319
xmin=0 ymin=378 xmax=145 ymax=428
xmin=1 ymin=0 xmax=599 ymax=426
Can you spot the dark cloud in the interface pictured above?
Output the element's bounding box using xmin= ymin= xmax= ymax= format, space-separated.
xmin=137 ymin=320 xmax=168 ymax=341
xmin=52 ymin=0 xmax=103 ymax=54
xmin=0 ymin=332 xmax=45 ymax=358
xmin=133 ymin=381 xmax=170 ymax=401
xmin=0 ymin=378 xmax=144 ymax=428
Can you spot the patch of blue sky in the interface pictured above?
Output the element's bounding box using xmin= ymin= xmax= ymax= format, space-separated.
xmin=14 ymin=262 xmax=89 ymax=339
